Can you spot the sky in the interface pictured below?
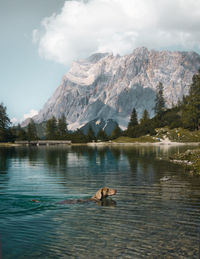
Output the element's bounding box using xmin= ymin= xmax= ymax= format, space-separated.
xmin=1 ymin=0 xmax=200 ymax=124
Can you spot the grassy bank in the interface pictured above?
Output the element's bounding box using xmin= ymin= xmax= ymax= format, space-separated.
xmin=113 ymin=135 xmax=157 ymax=143
xmin=114 ymin=128 xmax=200 ymax=144
xmin=156 ymin=127 xmax=200 ymax=142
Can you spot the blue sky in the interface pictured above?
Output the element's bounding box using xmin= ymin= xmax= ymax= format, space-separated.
xmin=1 ymin=0 xmax=200 ymax=124
xmin=0 ymin=0 xmax=66 ymax=123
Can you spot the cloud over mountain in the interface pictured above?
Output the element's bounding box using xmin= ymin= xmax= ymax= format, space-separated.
xmin=33 ymin=0 xmax=200 ymax=66
xmin=11 ymin=109 xmax=39 ymax=125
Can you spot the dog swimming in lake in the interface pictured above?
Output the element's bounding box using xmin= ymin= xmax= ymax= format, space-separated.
xmin=32 ymin=187 xmax=117 ymax=206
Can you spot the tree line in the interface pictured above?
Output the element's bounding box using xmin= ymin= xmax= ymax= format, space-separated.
xmin=13 ymin=114 xmax=68 ymax=142
xmin=1 ymin=70 xmax=200 ymax=143
xmin=126 ymin=69 xmax=200 ymax=138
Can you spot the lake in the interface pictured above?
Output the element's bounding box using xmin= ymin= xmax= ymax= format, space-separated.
xmin=1 ymin=145 xmax=200 ymax=258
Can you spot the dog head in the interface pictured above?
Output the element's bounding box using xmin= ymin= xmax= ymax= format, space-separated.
xmin=93 ymin=187 xmax=117 ymax=200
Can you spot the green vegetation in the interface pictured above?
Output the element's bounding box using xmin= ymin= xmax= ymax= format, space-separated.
xmin=45 ymin=116 xmax=57 ymax=140
xmin=57 ymin=114 xmax=68 ymax=139
xmin=171 ymin=149 xmax=200 ymax=176
xmin=111 ymin=124 xmax=122 ymax=139
xmin=14 ymin=124 xmax=27 ymax=140
xmin=128 ymin=108 xmax=138 ymax=128
xmin=181 ymin=70 xmax=200 ymax=130
xmin=114 ymin=136 xmax=157 ymax=143
xmin=154 ymin=82 xmax=165 ymax=116
xmin=125 ymin=108 xmax=155 ymax=138
xmin=0 ymin=103 xmax=12 ymax=142
xmin=114 ymin=127 xmax=200 ymax=144
xmin=97 ymin=129 xmax=107 ymax=141
xmin=124 ymin=70 xmax=200 ymax=141
xmin=68 ymin=129 xmax=87 ymax=143
xmin=86 ymin=126 xmax=95 ymax=142
xmin=27 ymin=119 xmax=38 ymax=141
xmin=1 ymin=70 xmax=200 ymax=146
xmin=155 ymin=127 xmax=200 ymax=142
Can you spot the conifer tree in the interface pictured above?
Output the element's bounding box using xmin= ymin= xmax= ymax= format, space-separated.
xmin=127 ymin=108 xmax=138 ymax=138
xmin=97 ymin=129 xmax=107 ymax=141
xmin=57 ymin=114 xmax=68 ymax=139
xmin=182 ymin=70 xmax=200 ymax=130
xmin=139 ymin=109 xmax=155 ymax=135
xmin=0 ymin=103 xmax=10 ymax=142
xmin=86 ymin=126 xmax=95 ymax=142
xmin=45 ymin=116 xmax=57 ymax=140
xmin=128 ymin=108 xmax=138 ymax=128
xmin=154 ymin=82 xmax=165 ymax=116
xmin=16 ymin=124 xmax=27 ymax=140
xmin=27 ymin=119 xmax=38 ymax=141
xmin=111 ymin=124 xmax=121 ymax=139
xmin=140 ymin=109 xmax=149 ymax=124
xmin=71 ymin=129 xmax=87 ymax=143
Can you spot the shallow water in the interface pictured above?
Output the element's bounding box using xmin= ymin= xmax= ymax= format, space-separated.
xmin=1 ymin=145 xmax=200 ymax=258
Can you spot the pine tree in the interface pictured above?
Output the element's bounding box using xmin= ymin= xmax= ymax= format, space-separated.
xmin=139 ymin=109 xmax=155 ymax=135
xmin=70 ymin=129 xmax=87 ymax=143
xmin=97 ymin=129 xmax=107 ymax=141
xmin=86 ymin=126 xmax=95 ymax=142
xmin=128 ymin=108 xmax=138 ymax=128
xmin=27 ymin=119 xmax=38 ymax=141
xmin=111 ymin=124 xmax=121 ymax=139
xmin=16 ymin=124 xmax=27 ymax=140
xmin=127 ymin=108 xmax=138 ymax=137
xmin=140 ymin=109 xmax=149 ymax=124
xmin=45 ymin=116 xmax=57 ymax=140
xmin=57 ymin=114 xmax=68 ymax=139
xmin=182 ymin=70 xmax=200 ymax=130
xmin=0 ymin=103 xmax=10 ymax=142
xmin=154 ymin=82 xmax=165 ymax=116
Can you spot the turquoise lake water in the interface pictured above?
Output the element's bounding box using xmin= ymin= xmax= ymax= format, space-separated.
xmin=1 ymin=145 xmax=200 ymax=258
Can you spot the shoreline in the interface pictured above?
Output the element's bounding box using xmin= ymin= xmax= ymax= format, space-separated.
xmin=0 ymin=141 xmax=200 ymax=147
xmin=0 ymin=143 xmax=21 ymax=147
xmin=170 ymin=149 xmax=200 ymax=176
xmin=87 ymin=141 xmax=200 ymax=146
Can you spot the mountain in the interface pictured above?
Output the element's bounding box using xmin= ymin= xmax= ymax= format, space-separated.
xmin=80 ymin=118 xmax=118 ymax=136
xmin=23 ymin=47 xmax=200 ymax=130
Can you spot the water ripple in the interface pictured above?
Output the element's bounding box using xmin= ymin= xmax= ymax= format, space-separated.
xmin=1 ymin=145 xmax=200 ymax=258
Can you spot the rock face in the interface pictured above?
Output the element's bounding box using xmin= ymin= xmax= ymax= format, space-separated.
xmin=25 ymin=47 xmax=200 ymax=130
xmin=80 ymin=118 xmax=118 ymax=136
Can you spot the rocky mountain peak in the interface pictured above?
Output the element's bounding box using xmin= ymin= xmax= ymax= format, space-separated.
xmin=23 ymin=47 xmax=200 ymax=130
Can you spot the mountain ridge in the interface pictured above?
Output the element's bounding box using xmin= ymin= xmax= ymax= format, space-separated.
xmin=22 ymin=47 xmax=200 ymax=130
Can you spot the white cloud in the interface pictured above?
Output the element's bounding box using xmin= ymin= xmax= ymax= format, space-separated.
xmin=11 ymin=117 xmax=18 ymax=125
xmin=23 ymin=109 xmax=38 ymax=120
xmin=11 ymin=110 xmax=39 ymax=125
xmin=33 ymin=0 xmax=200 ymax=65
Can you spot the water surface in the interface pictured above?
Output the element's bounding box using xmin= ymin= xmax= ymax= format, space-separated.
xmin=1 ymin=145 xmax=200 ymax=258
